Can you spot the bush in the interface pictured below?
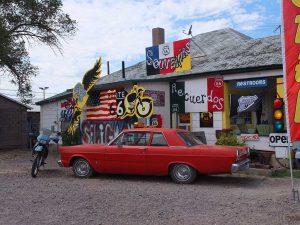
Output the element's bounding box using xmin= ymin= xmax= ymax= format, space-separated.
xmin=62 ymin=129 xmax=81 ymax=146
xmin=216 ymin=133 xmax=245 ymax=146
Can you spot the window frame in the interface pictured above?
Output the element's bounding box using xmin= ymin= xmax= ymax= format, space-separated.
xmin=150 ymin=132 xmax=169 ymax=147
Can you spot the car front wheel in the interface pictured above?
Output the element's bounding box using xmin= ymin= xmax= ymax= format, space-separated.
xmin=170 ymin=164 xmax=197 ymax=184
xmin=72 ymin=158 xmax=94 ymax=178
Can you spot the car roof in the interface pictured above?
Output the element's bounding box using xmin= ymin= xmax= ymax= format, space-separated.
xmin=122 ymin=128 xmax=188 ymax=133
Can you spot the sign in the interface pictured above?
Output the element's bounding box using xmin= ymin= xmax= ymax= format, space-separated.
xmin=120 ymin=85 xmax=154 ymax=119
xmin=67 ymin=57 xmax=102 ymax=134
xmin=146 ymin=39 xmax=191 ymax=75
xmin=235 ymin=78 xmax=268 ymax=88
xmin=230 ymin=94 xmax=263 ymax=116
xmin=269 ymin=133 xmax=290 ymax=147
xmin=86 ymin=89 xmax=118 ymax=120
xmin=144 ymin=90 xmax=165 ymax=106
xmin=170 ymin=77 xmax=224 ymax=113
xmin=240 ymin=134 xmax=260 ymax=141
xmin=170 ymin=82 xmax=185 ymax=113
xmin=200 ymin=112 xmax=213 ymax=127
xmin=282 ymin=1 xmax=300 ymax=141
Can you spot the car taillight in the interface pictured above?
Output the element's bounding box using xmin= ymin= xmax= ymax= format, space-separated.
xmin=236 ymin=148 xmax=248 ymax=161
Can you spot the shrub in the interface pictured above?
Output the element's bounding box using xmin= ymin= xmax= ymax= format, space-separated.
xmin=216 ymin=133 xmax=245 ymax=146
xmin=62 ymin=129 xmax=81 ymax=146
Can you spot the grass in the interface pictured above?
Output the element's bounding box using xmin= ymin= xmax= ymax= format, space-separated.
xmin=272 ymin=168 xmax=300 ymax=178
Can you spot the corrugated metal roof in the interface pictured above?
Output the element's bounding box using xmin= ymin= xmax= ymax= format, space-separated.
xmin=0 ymin=93 xmax=32 ymax=109
xmin=35 ymin=89 xmax=73 ymax=105
xmin=37 ymin=28 xmax=282 ymax=104
xmin=94 ymin=28 xmax=281 ymax=88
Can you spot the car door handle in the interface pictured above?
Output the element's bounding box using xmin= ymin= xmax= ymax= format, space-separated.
xmin=138 ymin=147 xmax=147 ymax=151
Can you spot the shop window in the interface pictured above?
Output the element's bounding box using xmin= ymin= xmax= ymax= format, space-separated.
xmin=230 ymin=112 xmax=254 ymax=134
xmin=230 ymin=112 xmax=252 ymax=125
xmin=177 ymin=113 xmax=191 ymax=131
xmin=200 ymin=112 xmax=213 ymax=127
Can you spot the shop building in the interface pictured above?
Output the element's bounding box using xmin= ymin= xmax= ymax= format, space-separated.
xmin=37 ymin=28 xmax=283 ymax=154
xmin=36 ymin=89 xmax=73 ymax=132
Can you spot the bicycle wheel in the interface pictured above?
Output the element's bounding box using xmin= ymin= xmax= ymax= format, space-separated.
xmin=136 ymin=98 xmax=153 ymax=118
xmin=31 ymin=155 xmax=40 ymax=178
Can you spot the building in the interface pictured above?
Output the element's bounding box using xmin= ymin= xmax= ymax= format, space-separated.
xmin=35 ymin=89 xmax=73 ymax=132
xmin=37 ymin=28 xmax=283 ymax=155
xmin=0 ymin=93 xmax=31 ymax=149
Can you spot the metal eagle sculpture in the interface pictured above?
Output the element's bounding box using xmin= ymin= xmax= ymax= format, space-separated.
xmin=67 ymin=57 xmax=102 ymax=135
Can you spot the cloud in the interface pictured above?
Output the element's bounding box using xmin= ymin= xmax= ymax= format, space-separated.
xmin=0 ymin=0 xmax=275 ymax=101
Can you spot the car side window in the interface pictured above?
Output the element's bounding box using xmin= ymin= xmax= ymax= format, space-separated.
xmin=109 ymin=133 xmax=124 ymax=145
xmin=151 ymin=133 xmax=168 ymax=146
xmin=122 ymin=132 xmax=151 ymax=146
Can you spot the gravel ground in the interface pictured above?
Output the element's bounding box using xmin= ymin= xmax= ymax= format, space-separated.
xmin=0 ymin=149 xmax=300 ymax=225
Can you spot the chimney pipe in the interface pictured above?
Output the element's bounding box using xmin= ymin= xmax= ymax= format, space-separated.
xmin=122 ymin=61 xmax=125 ymax=79
xmin=107 ymin=61 xmax=110 ymax=75
xmin=152 ymin=27 xmax=165 ymax=46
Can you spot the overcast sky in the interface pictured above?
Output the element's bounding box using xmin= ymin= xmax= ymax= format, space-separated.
xmin=0 ymin=0 xmax=281 ymax=102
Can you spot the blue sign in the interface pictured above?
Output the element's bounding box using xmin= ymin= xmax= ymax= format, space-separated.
xmin=235 ymin=78 xmax=267 ymax=88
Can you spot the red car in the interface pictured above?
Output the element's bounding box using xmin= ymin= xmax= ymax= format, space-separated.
xmin=58 ymin=128 xmax=250 ymax=184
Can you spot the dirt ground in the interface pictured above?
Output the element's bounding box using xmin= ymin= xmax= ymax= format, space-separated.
xmin=1 ymin=148 xmax=300 ymax=225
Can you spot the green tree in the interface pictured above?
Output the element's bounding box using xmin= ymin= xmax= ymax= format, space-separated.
xmin=0 ymin=0 xmax=77 ymax=104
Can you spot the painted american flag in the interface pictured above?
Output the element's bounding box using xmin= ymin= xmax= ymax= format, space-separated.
xmin=85 ymin=89 xmax=118 ymax=120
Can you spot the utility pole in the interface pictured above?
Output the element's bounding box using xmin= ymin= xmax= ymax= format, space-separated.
xmin=39 ymin=87 xmax=49 ymax=99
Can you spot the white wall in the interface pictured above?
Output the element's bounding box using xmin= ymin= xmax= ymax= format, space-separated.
xmin=137 ymin=82 xmax=170 ymax=128
xmin=191 ymin=112 xmax=222 ymax=144
xmin=40 ymin=100 xmax=66 ymax=132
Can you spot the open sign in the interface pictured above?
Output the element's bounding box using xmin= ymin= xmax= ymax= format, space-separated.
xmin=269 ymin=133 xmax=290 ymax=147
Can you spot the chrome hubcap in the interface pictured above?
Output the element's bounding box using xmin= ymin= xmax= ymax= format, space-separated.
xmin=174 ymin=164 xmax=191 ymax=181
xmin=75 ymin=160 xmax=89 ymax=176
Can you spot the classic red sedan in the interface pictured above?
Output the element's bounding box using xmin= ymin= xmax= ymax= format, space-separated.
xmin=58 ymin=128 xmax=250 ymax=184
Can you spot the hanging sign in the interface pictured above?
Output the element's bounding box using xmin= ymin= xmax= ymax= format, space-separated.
xmin=235 ymin=78 xmax=268 ymax=88
xmin=230 ymin=94 xmax=263 ymax=116
xmin=170 ymin=77 xmax=224 ymax=113
xmin=269 ymin=133 xmax=289 ymax=147
xmin=146 ymin=39 xmax=191 ymax=75
xmin=281 ymin=0 xmax=300 ymax=141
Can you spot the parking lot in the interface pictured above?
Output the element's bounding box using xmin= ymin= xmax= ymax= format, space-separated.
xmin=1 ymin=149 xmax=300 ymax=225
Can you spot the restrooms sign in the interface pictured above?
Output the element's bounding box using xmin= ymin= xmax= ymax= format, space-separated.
xmin=145 ymin=39 xmax=191 ymax=75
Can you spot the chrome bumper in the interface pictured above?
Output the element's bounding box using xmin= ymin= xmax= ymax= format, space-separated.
xmin=57 ymin=160 xmax=64 ymax=167
xmin=231 ymin=159 xmax=250 ymax=173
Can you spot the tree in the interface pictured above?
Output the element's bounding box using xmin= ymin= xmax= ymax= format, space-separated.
xmin=0 ymin=0 xmax=77 ymax=104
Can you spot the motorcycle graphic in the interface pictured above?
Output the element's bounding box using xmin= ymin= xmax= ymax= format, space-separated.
xmin=120 ymin=85 xmax=154 ymax=119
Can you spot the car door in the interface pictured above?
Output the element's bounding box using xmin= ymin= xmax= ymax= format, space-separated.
xmin=104 ymin=131 xmax=151 ymax=175
xmin=145 ymin=132 xmax=171 ymax=175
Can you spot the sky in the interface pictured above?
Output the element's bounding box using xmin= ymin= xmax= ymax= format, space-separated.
xmin=0 ymin=0 xmax=281 ymax=103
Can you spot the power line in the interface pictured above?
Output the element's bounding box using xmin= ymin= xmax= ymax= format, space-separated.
xmin=0 ymin=88 xmax=59 ymax=94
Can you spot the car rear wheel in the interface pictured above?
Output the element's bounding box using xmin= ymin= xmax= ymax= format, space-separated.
xmin=170 ymin=164 xmax=197 ymax=184
xmin=72 ymin=158 xmax=94 ymax=178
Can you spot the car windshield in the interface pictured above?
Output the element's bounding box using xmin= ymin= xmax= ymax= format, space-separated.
xmin=177 ymin=132 xmax=203 ymax=146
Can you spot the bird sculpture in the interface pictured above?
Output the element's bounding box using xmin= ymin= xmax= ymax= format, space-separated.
xmin=67 ymin=57 xmax=102 ymax=135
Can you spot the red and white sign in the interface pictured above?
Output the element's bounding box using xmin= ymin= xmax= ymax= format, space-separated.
xmin=207 ymin=77 xmax=224 ymax=111
xmin=240 ymin=134 xmax=259 ymax=141
xmin=184 ymin=77 xmax=224 ymax=112
xmin=282 ymin=0 xmax=300 ymax=141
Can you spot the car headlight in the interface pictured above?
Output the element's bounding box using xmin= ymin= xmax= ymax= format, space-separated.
xmin=34 ymin=145 xmax=44 ymax=152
